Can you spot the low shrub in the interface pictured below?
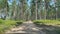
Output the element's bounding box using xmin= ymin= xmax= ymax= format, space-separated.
xmin=33 ymin=20 xmax=44 ymax=25
xmin=33 ymin=20 xmax=60 ymax=25
xmin=15 ymin=21 xmax=23 ymax=26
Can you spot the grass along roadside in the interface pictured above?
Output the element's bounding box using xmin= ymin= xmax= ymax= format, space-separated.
xmin=33 ymin=20 xmax=60 ymax=34
xmin=0 ymin=19 xmax=23 ymax=34
xmin=33 ymin=20 xmax=60 ymax=26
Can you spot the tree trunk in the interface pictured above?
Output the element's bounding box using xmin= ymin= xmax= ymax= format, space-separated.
xmin=35 ymin=0 xmax=38 ymax=20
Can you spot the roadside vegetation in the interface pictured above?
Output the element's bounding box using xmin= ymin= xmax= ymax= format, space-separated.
xmin=33 ymin=20 xmax=60 ymax=34
xmin=0 ymin=19 xmax=23 ymax=34
xmin=33 ymin=20 xmax=60 ymax=25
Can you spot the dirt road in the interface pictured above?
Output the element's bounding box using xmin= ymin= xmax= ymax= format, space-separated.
xmin=6 ymin=21 xmax=59 ymax=34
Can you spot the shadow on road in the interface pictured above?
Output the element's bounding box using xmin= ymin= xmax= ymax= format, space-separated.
xmin=35 ymin=24 xmax=60 ymax=34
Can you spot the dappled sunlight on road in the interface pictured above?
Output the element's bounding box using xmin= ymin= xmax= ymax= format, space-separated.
xmin=5 ymin=21 xmax=60 ymax=34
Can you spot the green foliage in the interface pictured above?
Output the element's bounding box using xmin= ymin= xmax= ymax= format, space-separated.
xmin=0 ymin=27 xmax=5 ymax=34
xmin=4 ymin=20 xmax=16 ymax=27
xmin=15 ymin=21 xmax=23 ymax=26
xmin=0 ymin=19 xmax=4 ymax=24
xmin=33 ymin=20 xmax=60 ymax=34
xmin=33 ymin=20 xmax=44 ymax=25
xmin=16 ymin=21 xmax=23 ymax=24
xmin=33 ymin=20 xmax=60 ymax=25
xmin=0 ymin=19 xmax=23 ymax=34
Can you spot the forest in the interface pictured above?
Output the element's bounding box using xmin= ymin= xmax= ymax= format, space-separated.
xmin=0 ymin=0 xmax=60 ymax=34
xmin=0 ymin=0 xmax=60 ymax=20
